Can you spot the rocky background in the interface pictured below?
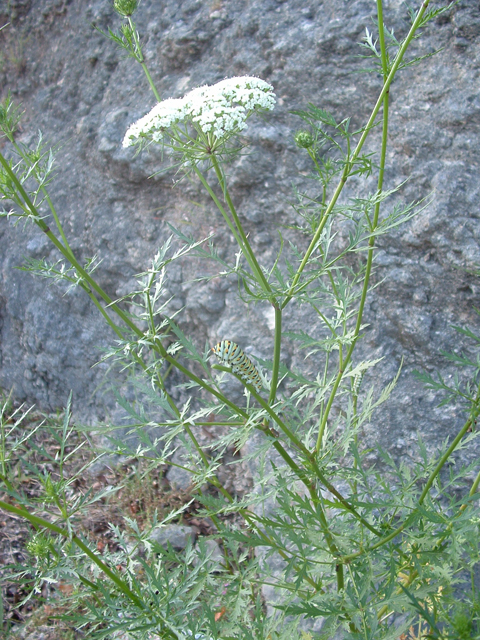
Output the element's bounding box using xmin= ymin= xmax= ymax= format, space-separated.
xmin=0 ymin=0 xmax=479 ymax=463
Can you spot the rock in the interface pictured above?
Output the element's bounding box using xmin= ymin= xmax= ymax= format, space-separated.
xmin=148 ymin=524 xmax=194 ymax=551
xmin=166 ymin=447 xmax=194 ymax=490
xmin=0 ymin=1 xmax=477 ymax=435
xmin=193 ymin=537 xmax=224 ymax=573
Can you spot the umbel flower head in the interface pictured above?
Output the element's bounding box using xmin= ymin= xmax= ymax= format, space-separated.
xmin=113 ymin=0 xmax=138 ymax=17
xmin=123 ymin=76 xmax=276 ymax=149
xmin=294 ymin=130 xmax=314 ymax=149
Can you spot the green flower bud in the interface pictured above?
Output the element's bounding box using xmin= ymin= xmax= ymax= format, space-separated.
xmin=44 ymin=474 xmax=56 ymax=499
xmin=294 ymin=131 xmax=314 ymax=149
xmin=113 ymin=0 xmax=138 ymax=17
xmin=0 ymin=92 xmax=22 ymax=140
xmin=27 ymin=533 xmax=52 ymax=560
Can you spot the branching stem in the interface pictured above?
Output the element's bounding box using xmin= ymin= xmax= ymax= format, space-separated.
xmin=284 ymin=0 xmax=432 ymax=307
xmin=314 ymin=0 xmax=393 ymax=455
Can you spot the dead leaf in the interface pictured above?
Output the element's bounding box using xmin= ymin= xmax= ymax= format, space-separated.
xmin=214 ymin=606 xmax=226 ymax=621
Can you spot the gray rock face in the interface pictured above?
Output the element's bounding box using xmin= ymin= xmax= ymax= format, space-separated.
xmin=0 ymin=0 xmax=479 ymax=464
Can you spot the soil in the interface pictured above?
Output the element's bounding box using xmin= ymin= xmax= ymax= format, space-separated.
xmin=0 ymin=402 xmax=223 ymax=639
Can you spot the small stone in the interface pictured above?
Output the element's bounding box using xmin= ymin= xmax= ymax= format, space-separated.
xmin=166 ymin=464 xmax=193 ymax=490
xmin=254 ymin=231 xmax=271 ymax=245
xmin=149 ymin=524 xmax=194 ymax=551
xmin=193 ymin=538 xmax=224 ymax=572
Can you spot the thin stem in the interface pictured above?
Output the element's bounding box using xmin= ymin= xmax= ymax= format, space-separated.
xmin=194 ymin=421 xmax=244 ymax=426
xmin=462 ymin=466 xmax=480 ymax=512
xmin=12 ymin=141 xmax=75 ymax=259
xmin=377 ymin=567 xmax=418 ymax=623
xmin=306 ymin=481 xmax=344 ymax=591
xmin=128 ymin=16 xmax=160 ymax=102
xmin=192 ymin=165 xmax=251 ymax=258
xmin=1 ymin=152 xmax=246 ymax=511
xmin=281 ymin=164 xmax=348 ymax=309
xmin=342 ymin=512 xmax=417 ymax=564
xmin=0 ymin=500 xmax=147 ymax=611
xmin=377 ymin=0 xmax=389 ymax=78
xmin=86 ymin=288 xmax=125 ymax=340
xmin=210 ymin=155 xmax=273 ymax=297
xmin=316 ymin=352 xmax=331 ymax=449
xmin=418 ymin=410 xmax=478 ymax=504
xmin=182 ymin=423 xmax=232 ymax=503
xmin=220 ymin=366 xmax=382 ymax=536
xmin=342 ymin=410 xmax=479 ymax=564
xmin=268 ymin=305 xmax=282 ymax=405
xmin=314 ymin=6 xmax=392 ymax=456
xmin=214 ymin=365 xmax=306 ymax=453
xmin=2 ymin=150 xmax=257 ymax=505
xmin=284 ymin=0 xmax=432 ymax=307
xmin=241 ymin=508 xmax=323 ymax=592
xmin=352 ymin=391 xmax=360 ymax=495
xmin=141 ymin=63 xmax=160 ymax=102
xmin=158 ymin=349 xmax=249 ymax=418
xmin=0 ymin=151 xmax=143 ymax=338
xmin=141 ymin=277 xmax=181 ymax=416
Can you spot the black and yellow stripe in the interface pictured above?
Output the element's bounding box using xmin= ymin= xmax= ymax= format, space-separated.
xmin=212 ymin=340 xmax=262 ymax=392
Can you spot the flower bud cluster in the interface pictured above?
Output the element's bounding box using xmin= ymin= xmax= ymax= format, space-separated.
xmin=294 ymin=130 xmax=314 ymax=149
xmin=123 ymin=76 xmax=276 ymax=148
xmin=113 ymin=0 xmax=138 ymax=17
xmin=27 ymin=532 xmax=54 ymax=561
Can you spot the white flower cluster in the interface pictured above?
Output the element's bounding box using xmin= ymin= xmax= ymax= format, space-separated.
xmin=123 ymin=76 xmax=276 ymax=148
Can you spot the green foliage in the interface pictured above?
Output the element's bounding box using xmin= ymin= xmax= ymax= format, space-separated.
xmin=0 ymin=91 xmax=22 ymax=140
xmin=1 ymin=1 xmax=479 ymax=639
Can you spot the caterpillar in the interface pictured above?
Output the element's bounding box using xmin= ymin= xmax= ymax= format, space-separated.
xmin=212 ymin=340 xmax=262 ymax=392
xmin=352 ymin=371 xmax=364 ymax=396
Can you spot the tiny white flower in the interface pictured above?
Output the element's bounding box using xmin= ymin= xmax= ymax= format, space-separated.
xmin=123 ymin=98 xmax=188 ymax=147
xmin=123 ymin=76 xmax=275 ymax=148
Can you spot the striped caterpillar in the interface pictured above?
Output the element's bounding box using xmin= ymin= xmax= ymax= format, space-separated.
xmin=212 ymin=340 xmax=262 ymax=392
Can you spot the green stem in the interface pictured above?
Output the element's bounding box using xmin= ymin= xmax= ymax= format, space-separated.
xmin=377 ymin=430 xmax=480 ymax=624
xmin=0 ymin=150 xmax=142 ymax=338
xmin=341 ymin=411 xmax=478 ymax=563
xmin=315 ymin=352 xmax=331 ymax=450
xmin=314 ymin=4 xmax=392 ymax=456
xmin=194 ymin=421 xmax=244 ymax=426
xmin=306 ymin=482 xmax=344 ymax=589
xmin=214 ymin=364 xmax=306 ymax=452
xmin=192 ymin=165 xmax=252 ymax=259
xmin=221 ymin=366 xmax=381 ymax=536
xmin=86 ymin=288 xmax=125 ymax=339
xmin=268 ymin=305 xmax=282 ymax=405
xmin=141 ymin=63 xmax=160 ymax=102
xmin=210 ymin=155 xmax=273 ymax=297
xmin=128 ymin=16 xmax=160 ymax=102
xmin=0 ymin=500 xmax=147 ymax=610
xmin=376 ymin=2 xmax=388 ymax=75
xmin=12 ymin=141 xmax=75 ymax=260
xmin=312 ymin=461 xmax=381 ymax=537
xmin=158 ymin=349 xmax=249 ymax=418
xmin=141 ymin=276 xmax=181 ymax=416
xmin=1 ymin=151 xmax=243 ymax=513
xmin=284 ymin=0 xmax=432 ymax=307
xmin=182 ymin=423 xmax=232 ymax=505
xmin=418 ymin=411 xmax=478 ymax=504
xmin=342 ymin=513 xmax=416 ymax=564
xmin=241 ymin=508 xmax=323 ymax=592
xmin=465 ymin=467 xmax=480 ymax=506
xmin=281 ymin=164 xmax=348 ymax=309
